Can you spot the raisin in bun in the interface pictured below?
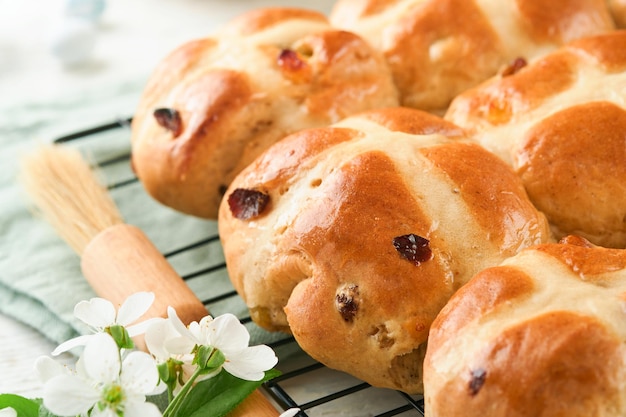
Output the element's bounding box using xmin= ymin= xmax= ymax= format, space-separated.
xmin=130 ymin=8 xmax=399 ymax=219
xmin=424 ymin=235 xmax=626 ymax=417
xmin=445 ymin=30 xmax=626 ymax=248
xmin=329 ymin=0 xmax=614 ymax=114
xmin=217 ymin=107 xmax=551 ymax=393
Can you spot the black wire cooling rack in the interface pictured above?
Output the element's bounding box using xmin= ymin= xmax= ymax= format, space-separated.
xmin=54 ymin=117 xmax=425 ymax=417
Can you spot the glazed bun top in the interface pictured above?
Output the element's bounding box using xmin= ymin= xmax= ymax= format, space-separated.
xmin=130 ymin=7 xmax=399 ymax=218
xmin=329 ymin=0 xmax=615 ymax=113
xmin=445 ymin=30 xmax=626 ymax=247
xmin=218 ymin=107 xmax=551 ymax=393
xmin=424 ymin=235 xmax=626 ymax=417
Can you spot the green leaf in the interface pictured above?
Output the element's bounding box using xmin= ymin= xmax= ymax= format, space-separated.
xmin=0 ymin=394 xmax=40 ymax=417
xmin=172 ymin=369 xmax=281 ymax=417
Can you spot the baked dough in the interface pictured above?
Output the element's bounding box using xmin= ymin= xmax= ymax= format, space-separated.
xmin=217 ymin=107 xmax=551 ymax=393
xmin=424 ymin=235 xmax=626 ymax=417
xmin=130 ymin=7 xmax=398 ymax=219
xmin=329 ymin=0 xmax=615 ymax=113
xmin=445 ymin=30 xmax=626 ymax=247
xmin=609 ymin=0 xmax=626 ymax=26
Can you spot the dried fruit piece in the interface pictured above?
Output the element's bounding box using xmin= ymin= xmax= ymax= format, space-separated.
xmin=153 ymin=108 xmax=182 ymax=136
xmin=227 ymin=188 xmax=270 ymax=220
xmin=278 ymin=49 xmax=306 ymax=71
xmin=501 ymin=57 xmax=527 ymax=76
xmin=484 ymin=99 xmax=512 ymax=125
xmin=393 ymin=234 xmax=432 ymax=266
xmin=277 ymin=49 xmax=310 ymax=83
xmin=336 ymin=284 xmax=359 ymax=323
xmin=468 ymin=368 xmax=487 ymax=396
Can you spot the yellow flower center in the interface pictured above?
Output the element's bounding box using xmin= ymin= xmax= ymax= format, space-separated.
xmin=100 ymin=383 xmax=125 ymax=415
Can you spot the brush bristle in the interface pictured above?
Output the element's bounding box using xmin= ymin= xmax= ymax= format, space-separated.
xmin=19 ymin=145 xmax=124 ymax=255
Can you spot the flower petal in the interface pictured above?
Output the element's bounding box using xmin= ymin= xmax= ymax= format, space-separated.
xmin=43 ymin=374 xmax=100 ymax=416
xmin=74 ymin=297 xmax=116 ymax=328
xmin=187 ymin=320 xmax=205 ymax=342
xmin=91 ymin=407 xmax=118 ymax=417
xmin=167 ymin=306 xmax=197 ymax=342
xmin=116 ymin=292 xmax=155 ymax=326
xmin=51 ymin=334 xmax=93 ymax=356
xmin=75 ymin=354 xmax=89 ymax=377
xmin=224 ymin=345 xmax=278 ymax=381
xmin=83 ymin=333 xmax=121 ymax=384
xmin=164 ymin=336 xmax=195 ymax=356
xmin=34 ymin=356 xmax=66 ymax=382
xmin=149 ymin=380 xmax=168 ymax=396
xmin=127 ymin=317 xmax=162 ymax=337
xmin=200 ymin=366 xmax=223 ymax=381
xmin=181 ymin=362 xmax=199 ymax=385
xmin=124 ymin=399 xmax=163 ymax=417
xmin=120 ymin=351 xmax=160 ymax=395
xmin=279 ymin=408 xmax=301 ymax=417
xmin=209 ymin=314 xmax=249 ymax=355
xmin=0 ymin=407 xmax=17 ymax=417
xmin=144 ymin=318 xmax=171 ymax=361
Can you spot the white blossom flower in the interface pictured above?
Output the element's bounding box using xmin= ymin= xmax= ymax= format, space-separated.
xmin=167 ymin=307 xmax=278 ymax=381
xmin=53 ymin=292 xmax=157 ymax=355
xmin=144 ymin=317 xmax=197 ymax=392
xmin=145 ymin=317 xmax=193 ymax=365
xmin=0 ymin=407 xmax=17 ymax=417
xmin=42 ymin=332 xmax=162 ymax=417
xmin=34 ymin=355 xmax=78 ymax=383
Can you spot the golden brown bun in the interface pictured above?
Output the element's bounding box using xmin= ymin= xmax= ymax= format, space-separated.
xmin=217 ymin=107 xmax=551 ymax=393
xmin=424 ymin=235 xmax=626 ymax=417
xmin=445 ymin=30 xmax=626 ymax=248
xmin=329 ymin=0 xmax=615 ymax=113
xmin=130 ymin=7 xmax=399 ymax=219
xmin=609 ymin=0 xmax=626 ymax=27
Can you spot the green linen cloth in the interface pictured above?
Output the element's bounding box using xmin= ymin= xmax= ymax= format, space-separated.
xmin=0 ymin=77 xmax=285 ymax=348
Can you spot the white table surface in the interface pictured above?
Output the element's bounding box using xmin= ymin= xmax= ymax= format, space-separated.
xmin=0 ymin=0 xmax=335 ymax=399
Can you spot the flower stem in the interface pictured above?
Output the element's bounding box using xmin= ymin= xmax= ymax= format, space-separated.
xmin=162 ymin=367 xmax=203 ymax=417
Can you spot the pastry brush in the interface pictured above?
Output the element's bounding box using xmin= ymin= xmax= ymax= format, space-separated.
xmin=19 ymin=144 xmax=279 ymax=417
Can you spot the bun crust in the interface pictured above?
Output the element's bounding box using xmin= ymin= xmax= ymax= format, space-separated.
xmin=445 ymin=31 xmax=626 ymax=247
xmin=329 ymin=0 xmax=615 ymax=113
xmin=424 ymin=236 xmax=626 ymax=417
xmin=609 ymin=0 xmax=626 ymax=27
xmin=217 ymin=107 xmax=550 ymax=393
xmin=130 ymin=7 xmax=398 ymax=218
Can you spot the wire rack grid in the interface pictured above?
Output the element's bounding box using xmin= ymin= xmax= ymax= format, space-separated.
xmin=53 ymin=117 xmax=425 ymax=417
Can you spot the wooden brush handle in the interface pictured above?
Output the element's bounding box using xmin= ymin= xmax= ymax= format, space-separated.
xmin=81 ymin=224 xmax=208 ymax=325
xmin=81 ymin=223 xmax=279 ymax=417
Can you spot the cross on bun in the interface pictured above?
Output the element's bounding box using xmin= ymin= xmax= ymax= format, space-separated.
xmin=217 ymin=107 xmax=551 ymax=393
xmin=445 ymin=30 xmax=626 ymax=248
xmin=130 ymin=7 xmax=398 ymax=219
xmin=329 ymin=0 xmax=615 ymax=113
xmin=424 ymin=235 xmax=626 ymax=417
